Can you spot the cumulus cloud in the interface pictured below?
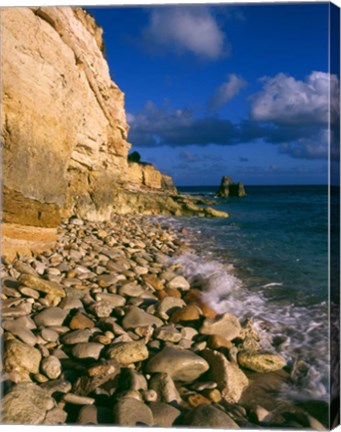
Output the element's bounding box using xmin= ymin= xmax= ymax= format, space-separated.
xmin=128 ymin=71 xmax=339 ymax=161
xmin=142 ymin=7 xmax=227 ymax=60
xmin=251 ymin=71 xmax=340 ymax=125
xmin=209 ymin=74 xmax=247 ymax=111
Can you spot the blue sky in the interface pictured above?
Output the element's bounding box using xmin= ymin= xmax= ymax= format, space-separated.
xmin=87 ymin=3 xmax=339 ymax=186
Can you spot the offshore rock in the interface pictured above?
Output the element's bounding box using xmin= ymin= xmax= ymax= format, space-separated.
xmin=216 ymin=176 xmax=246 ymax=197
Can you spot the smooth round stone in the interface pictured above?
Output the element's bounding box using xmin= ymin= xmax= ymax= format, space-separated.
xmin=41 ymin=328 xmax=59 ymax=342
xmin=72 ymin=342 xmax=104 ymax=360
xmin=154 ymin=326 xmax=183 ymax=343
xmin=199 ymin=313 xmax=241 ymax=341
xmin=122 ymin=306 xmax=163 ymax=330
xmin=88 ymin=301 xmax=113 ymax=318
xmin=61 ymin=329 xmax=92 ymax=345
xmin=106 ymin=340 xmax=149 ymax=365
xmin=146 ymin=347 xmax=209 ymax=383
xmin=19 ymin=287 xmax=40 ymax=300
xmin=134 ymin=266 xmax=148 ymax=276
xmin=98 ymin=274 xmax=119 ymax=288
xmin=48 ymin=268 xmax=61 ymax=276
xmin=63 ymin=393 xmax=95 ymax=405
xmin=156 ymin=297 xmax=186 ymax=321
xmin=34 ymin=307 xmax=68 ymax=327
xmin=2 ymin=320 xmax=37 ymax=347
xmin=41 ymin=356 xmax=62 ymax=379
xmin=118 ymin=283 xmax=145 ymax=298
xmin=95 ymin=293 xmax=126 ymax=307
xmin=167 ymin=276 xmax=190 ymax=291
xmin=142 ymin=275 xmax=164 ymax=291
xmin=170 ymin=304 xmax=201 ymax=323
xmin=59 ymin=296 xmax=83 ymax=310
xmin=149 ymin=402 xmax=181 ymax=427
xmin=149 ymin=373 xmax=181 ymax=404
xmin=78 ymin=405 xmax=98 ymax=425
xmin=69 ymin=312 xmax=95 ymax=330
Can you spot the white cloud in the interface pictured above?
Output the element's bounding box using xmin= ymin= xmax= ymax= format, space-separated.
xmin=251 ymin=71 xmax=340 ymax=126
xmin=209 ymin=74 xmax=247 ymax=111
xmin=142 ymin=7 xmax=227 ymax=60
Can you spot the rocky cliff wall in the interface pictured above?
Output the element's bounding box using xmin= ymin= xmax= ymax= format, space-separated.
xmin=1 ymin=7 xmax=133 ymax=227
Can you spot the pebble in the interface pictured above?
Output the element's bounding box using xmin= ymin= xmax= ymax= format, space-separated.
xmin=199 ymin=312 xmax=241 ymax=340
xmin=72 ymin=342 xmax=104 ymax=360
xmin=122 ymin=306 xmax=163 ymax=329
xmin=61 ymin=329 xmax=92 ymax=345
xmin=63 ymin=393 xmax=95 ymax=405
xmin=34 ymin=307 xmax=68 ymax=327
xmin=106 ymin=340 xmax=149 ymax=365
xmin=69 ymin=312 xmax=95 ymax=330
xmin=41 ymin=356 xmax=62 ymax=379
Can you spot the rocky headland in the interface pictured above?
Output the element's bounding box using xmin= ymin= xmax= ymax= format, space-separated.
xmin=216 ymin=176 xmax=247 ymax=198
xmin=1 ymin=6 xmax=226 ymax=260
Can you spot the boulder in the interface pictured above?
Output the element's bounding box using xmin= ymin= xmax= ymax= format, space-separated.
xmin=146 ymin=347 xmax=209 ymax=383
xmin=201 ymin=349 xmax=249 ymax=403
xmin=183 ymin=404 xmax=239 ymax=428
xmin=1 ymin=383 xmax=54 ymax=424
xmin=3 ymin=338 xmax=42 ymax=381
xmin=216 ymin=176 xmax=246 ymax=197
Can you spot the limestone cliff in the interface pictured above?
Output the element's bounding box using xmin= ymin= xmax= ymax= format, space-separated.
xmin=1 ymin=7 xmax=227 ymax=259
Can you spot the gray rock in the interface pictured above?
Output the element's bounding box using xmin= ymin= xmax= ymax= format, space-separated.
xmin=154 ymin=325 xmax=183 ymax=343
xmin=149 ymin=402 xmax=181 ymax=427
xmin=41 ymin=356 xmax=62 ymax=379
xmin=88 ymin=301 xmax=113 ymax=318
xmin=40 ymin=328 xmax=59 ymax=342
xmin=184 ymin=404 xmax=240 ymax=428
xmin=106 ymin=340 xmax=149 ymax=365
xmin=146 ymin=347 xmax=209 ymax=383
xmin=113 ymin=398 xmax=154 ymax=426
xmin=34 ymin=307 xmax=68 ymax=327
xmin=95 ymin=292 xmax=126 ymax=307
xmin=61 ymin=329 xmax=92 ymax=345
xmin=1 ymin=383 xmax=54 ymax=424
xmin=156 ymin=297 xmax=186 ymax=320
xmin=200 ymin=313 xmax=241 ymax=340
xmin=123 ymin=369 xmax=148 ymax=391
xmin=149 ymin=373 xmax=181 ymax=404
xmin=2 ymin=320 xmax=37 ymax=346
xmin=59 ymin=296 xmax=83 ymax=310
xmin=119 ymin=283 xmax=145 ymax=297
xmin=72 ymin=342 xmax=104 ymax=360
xmin=122 ymin=306 xmax=163 ymax=329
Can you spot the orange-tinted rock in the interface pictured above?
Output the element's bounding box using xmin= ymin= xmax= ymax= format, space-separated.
xmin=69 ymin=312 xmax=95 ymax=330
xmin=183 ymin=289 xmax=202 ymax=304
xmin=188 ymin=394 xmax=212 ymax=407
xmin=170 ymin=305 xmax=201 ymax=323
xmin=208 ymin=335 xmax=233 ymax=350
xmin=164 ymin=288 xmax=182 ymax=299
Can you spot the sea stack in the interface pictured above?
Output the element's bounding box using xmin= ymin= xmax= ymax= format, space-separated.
xmin=216 ymin=176 xmax=247 ymax=197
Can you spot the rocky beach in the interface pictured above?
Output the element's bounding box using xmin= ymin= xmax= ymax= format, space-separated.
xmin=0 ymin=215 xmax=328 ymax=428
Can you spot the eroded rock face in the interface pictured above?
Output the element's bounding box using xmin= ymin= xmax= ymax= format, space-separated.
xmin=1 ymin=7 xmax=130 ymax=225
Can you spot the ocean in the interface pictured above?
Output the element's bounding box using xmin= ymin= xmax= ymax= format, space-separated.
xmin=160 ymin=185 xmax=330 ymax=402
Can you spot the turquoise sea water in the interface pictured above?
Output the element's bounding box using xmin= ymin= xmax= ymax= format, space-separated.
xmin=163 ymin=185 xmax=330 ymax=401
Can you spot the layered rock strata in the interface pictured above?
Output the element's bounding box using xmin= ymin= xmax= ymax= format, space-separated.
xmin=1 ymin=7 xmax=227 ymax=258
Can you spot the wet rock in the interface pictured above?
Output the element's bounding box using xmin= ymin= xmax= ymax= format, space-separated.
xmin=72 ymin=342 xmax=104 ymax=360
xmin=34 ymin=307 xmax=68 ymax=327
xmin=170 ymin=304 xmax=201 ymax=323
xmin=238 ymin=351 xmax=286 ymax=373
xmin=200 ymin=313 xmax=241 ymax=340
xmin=149 ymin=402 xmax=181 ymax=427
xmin=167 ymin=275 xmax=190 ymax=290
xmin=201 ymin=349 xmax=248 ymax=403
xmin=146 ymin=347 xmax=209 ymax=383
xmin=184 ymin=404 xmax=240 ymax=428
xmin=19 ymin=273 xmax=65 ymax=297
xmin=156 ymin=296 xmax=186 ymax=320
xmin=113 ymin=397 xmax=154 ymax=426
xmin=1 ymin=383 xmax=54 ymax=424
xmin=41 ymin=356 xmax=62 ymax=379
xmin=3 ymin=338 xmax=42 ymax=381
xmin=106 ymin=340 xmax=149 ymax=365
xmin=122 ymin=306 xmax=163 ymax=329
